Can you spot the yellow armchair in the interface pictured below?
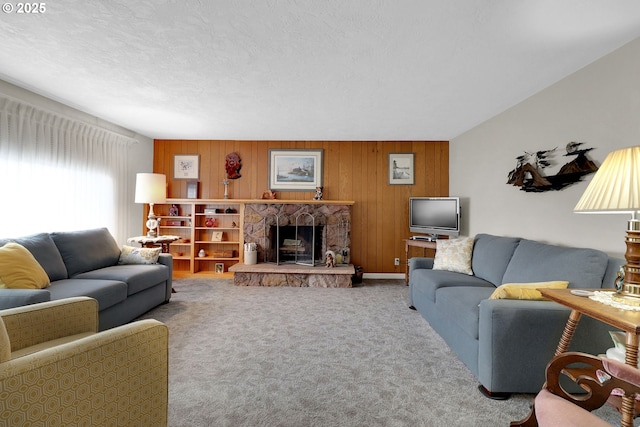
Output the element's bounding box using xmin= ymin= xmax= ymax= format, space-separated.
xmin=0 ymin=297 xmax=168 ymax=426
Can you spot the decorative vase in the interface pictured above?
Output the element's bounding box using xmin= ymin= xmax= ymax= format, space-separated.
xmin=205 ymin=217 xmax=214 ymax=227
xmin=198 ymin=249 xmax=206 ymax=258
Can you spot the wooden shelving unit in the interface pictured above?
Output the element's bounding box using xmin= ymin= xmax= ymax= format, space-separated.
xmin=155 ymin=199 xmax=244 ymax=277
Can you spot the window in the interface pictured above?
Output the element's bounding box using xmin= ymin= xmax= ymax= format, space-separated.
xmin=0 ymin=96 xmax=135 ymax=242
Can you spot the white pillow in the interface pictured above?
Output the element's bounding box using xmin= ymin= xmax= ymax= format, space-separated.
xmin=118 ymin=245 xmax=161 ymax=265
xmin=432 ymin=237 xmax=474 ymax=275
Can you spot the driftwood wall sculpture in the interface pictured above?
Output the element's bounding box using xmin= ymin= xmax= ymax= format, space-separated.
xmin=507 ymin=142 xmax=598 ymax=192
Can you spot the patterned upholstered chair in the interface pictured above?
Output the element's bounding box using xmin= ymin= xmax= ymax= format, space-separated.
xmin=514 ymin=352 xmax=640 ymax=427
xmin=0 ymin=297 xmax=168 ymax=426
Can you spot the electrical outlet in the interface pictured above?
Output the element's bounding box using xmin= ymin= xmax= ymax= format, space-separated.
xmin=394 ymin=257 xmax=400 ymax=266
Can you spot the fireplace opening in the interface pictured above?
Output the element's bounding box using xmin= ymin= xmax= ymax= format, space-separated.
xmin=269 ymin=225 xmax=324 ymax=264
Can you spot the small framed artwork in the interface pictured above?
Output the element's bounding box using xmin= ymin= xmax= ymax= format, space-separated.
xmin=174 ymin=154 xmax=200 ymax=180
xmin=186 ymin=181 xmax=199 ymax=199
xmin=268 ymin=149 xmax=323 ymax=191
xmin=389 ymin=153 xmax=415 ymax=185
xmin=212 ymin=231 xmax=224 ymax=242
xmin=215 ymin=263 xmax=224 ymax=274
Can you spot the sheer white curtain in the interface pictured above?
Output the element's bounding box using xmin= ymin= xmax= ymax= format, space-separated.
xmin=0 ymin=96 xmax=136 ymax=243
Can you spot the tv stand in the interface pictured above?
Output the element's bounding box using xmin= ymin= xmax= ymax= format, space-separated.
xmin=403 ymin=238 xmax=437 ymax=285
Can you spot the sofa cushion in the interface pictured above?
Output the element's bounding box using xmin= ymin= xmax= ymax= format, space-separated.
xmin=51 ymin=228 xmax=121 ymax=277
xmin=471 ymin=234 xmax=521 ymax=286
xmin=436 ymin=286 xmax=495 ymax=340
xmin=74 ymin=264 xmax=170 ymax=296
xmin=0 ymin=243 xmax=50 ymax=289
xmin=0 ymin=289 xmax=50 ymax=309
xmin=535 ymin=389 xmax=611 ymax=427
xmin=411 ymin=268 xmax=495 ymax=303
xmin=47 ymin=279 xmax=127 ymax=311
xmin=502 ymin=239 xmax=608 ymax=289
xmin=433 ymin=237 xmax=474 ymax=275
xmin=0 ymin=233 xmax=68 ymax=281
xmin=489 ymin=281 xmax=569 ymax=300
xmin=118 ymin=245 xmax=161 ymax=265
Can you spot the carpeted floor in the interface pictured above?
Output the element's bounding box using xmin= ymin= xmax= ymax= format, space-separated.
xmin=139 ymin=278 xmax=623 ymax=426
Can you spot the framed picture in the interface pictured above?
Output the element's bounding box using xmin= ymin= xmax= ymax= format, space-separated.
xmin=174 ymin=154 xmax=200 ymax=180
xmin=388 ymin=153 xmax=415 ymax=185
xmin=215 ymin=263 xmax=224 ymax=274
xmin=268 ymin=149 xmax=323 ymax=191
xmin=212 ymin=231 xmax=224 ymax=242
xmin=186 ymin=181 xmax=199 ymax=199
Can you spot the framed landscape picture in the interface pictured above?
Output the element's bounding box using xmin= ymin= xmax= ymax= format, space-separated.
xmin=388 ymin=153 xmax=415 ymax=185
xmin=174 ymin=154 xmax=200 ymax=180
xmin=268 ymin=149 xmax=323 ymax=191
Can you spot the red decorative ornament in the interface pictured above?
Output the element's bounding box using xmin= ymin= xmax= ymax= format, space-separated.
xmin=225 ymin=152 xmax=242 ymax=179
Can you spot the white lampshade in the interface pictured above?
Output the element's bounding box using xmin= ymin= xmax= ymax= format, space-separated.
xmin=135 ymin=173 xmax=167 ymax=204
xmin=574 ymin=146 xmax=640 ymax=215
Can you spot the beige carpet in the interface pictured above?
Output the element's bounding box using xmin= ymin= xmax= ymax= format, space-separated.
xmin=139 ymin=278 xmax=623 ymax=427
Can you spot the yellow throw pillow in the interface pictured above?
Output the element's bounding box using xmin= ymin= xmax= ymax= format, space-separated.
xmin=433 ymin=237 xmax=474 ymax=275
xmin=489 ymin=281 xmax=570 ymax=300
xmin=0 ymin=242 xmax=50 ymax=289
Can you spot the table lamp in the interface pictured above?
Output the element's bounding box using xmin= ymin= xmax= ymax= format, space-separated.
xmin=574 ymin=146 xmax=640 ymax=304
xmin=135 ymin=173 xmax=167 ymax=237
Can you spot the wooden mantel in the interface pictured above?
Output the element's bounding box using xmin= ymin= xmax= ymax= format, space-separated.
xmin=167 ymin=198 xmax=355 ymax=205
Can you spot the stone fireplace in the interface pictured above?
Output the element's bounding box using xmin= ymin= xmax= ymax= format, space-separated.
xmin=231 ymin=200 xmax=355 ymax=287
xmin=243 ymin=202 xmax=351 ymax=266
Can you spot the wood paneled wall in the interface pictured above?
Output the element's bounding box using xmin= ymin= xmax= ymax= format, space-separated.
xmin=154 ymin=140 xmax=449 ymax=273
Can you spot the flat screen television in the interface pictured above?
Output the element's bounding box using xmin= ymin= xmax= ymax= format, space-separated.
xmin=409 ymin=197 xmax=460 ymax=238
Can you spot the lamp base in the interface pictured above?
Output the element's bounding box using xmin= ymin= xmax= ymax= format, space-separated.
xmin=145 ymin=218 xmax=159 ymax=238
xmin=616 ymin=221 xmax=640 ymax=306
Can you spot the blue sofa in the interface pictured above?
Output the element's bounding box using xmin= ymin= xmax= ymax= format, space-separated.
xmin=408 ymin=233 xmax=623 ymax=396
xmin=0 ymin=228 xmax=172 ymax=330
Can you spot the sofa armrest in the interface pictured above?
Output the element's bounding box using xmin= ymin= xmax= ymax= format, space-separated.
xmin=0 ymin=289 xmax=50 ymax=310
xmin=0 ymin=319 xmax=168 ymax=426
xmin=409 ymin=257 xmax=434 ymax=273
xmin=158 ymin=253 xmax=173 ymax=302
xmin=0 ymin=297 xmax=98 ymax=352
xmin=477 ymin=299 xmax=614 ymax=393
xmin=407 ymin=257 xmax=435 ymax=307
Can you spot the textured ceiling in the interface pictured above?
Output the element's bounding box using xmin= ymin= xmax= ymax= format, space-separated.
xmin=1 ymin=1 xmax=640 ymax=140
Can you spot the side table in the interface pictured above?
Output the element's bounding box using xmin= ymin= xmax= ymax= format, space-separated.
xmin=128 ymin=235 xmax=180 ymax=253
xmin=403 ymin=239 xmax=437 ymax=285
xmin=511 ymin=288 xmax=640 ymax=427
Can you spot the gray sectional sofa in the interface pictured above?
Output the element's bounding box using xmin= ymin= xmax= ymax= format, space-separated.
xmin=408 ymin=233 xmax=623 ymax=396
xmin=0 ymin=228 xmax=172 ymax=330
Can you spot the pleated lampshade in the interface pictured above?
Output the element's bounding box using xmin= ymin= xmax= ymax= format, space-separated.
xmin=574 ymin=146 xmax=640 ymax=215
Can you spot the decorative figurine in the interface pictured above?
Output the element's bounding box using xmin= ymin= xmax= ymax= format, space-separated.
xmin=325 ymin=250 xmax=336 ymax=268
xmin=222 ymin=179 xmax=230 ymax=199
xmin=314 ymin=186 xmax=323 ymax=200
xmin=225 ymin=152 xmax=242 ymax=179
xmin=198 ymin=249 xmax=206 ymax=258
xmin=262 ymin=190 xmax=277 ymax=199
xmin=616 ymin=266 xmax=625 ymax=292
